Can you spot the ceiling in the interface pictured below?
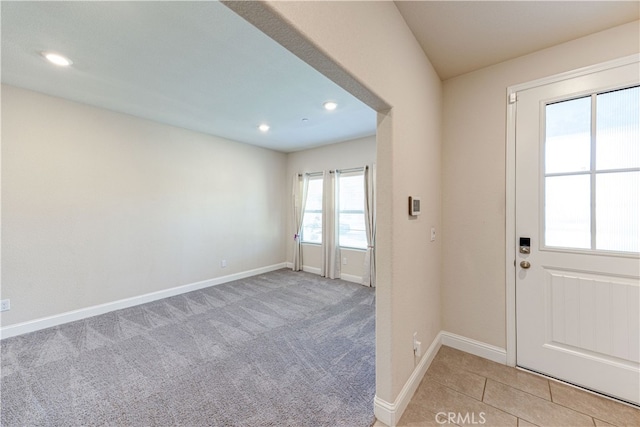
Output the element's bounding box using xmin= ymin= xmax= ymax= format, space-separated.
xmin=395 ymin=1 xmax=639 ymax=80
xmin=3 ymin=2 xmax=638 ymax=153
xmin=1 ymin=1 xmax=376 ymax=153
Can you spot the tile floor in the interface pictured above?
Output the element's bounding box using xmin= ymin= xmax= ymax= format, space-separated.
xmin=374 ymin=345 xmax=640 ymax=427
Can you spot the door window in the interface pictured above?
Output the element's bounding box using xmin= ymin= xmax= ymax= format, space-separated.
xmin=544 ymin=85 xmax=639 ymax=253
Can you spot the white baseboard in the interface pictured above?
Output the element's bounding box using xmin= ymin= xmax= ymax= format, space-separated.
xmin=285 ymin=263 xmax=363 ymax=285
xmin=302 ymin=265 xmax=321 ymax=275
xmin=440 ymin=331 xmax=507 ymax=364
xmin=0 ymin=262 xmax=287 ymax=340
xmin=374 ymin=331 xmax=443 ymax=427
xmin=374 ymin=331 xmax=508 ymax=426
xmin=340 ymin=273 xmax=363 ymax=284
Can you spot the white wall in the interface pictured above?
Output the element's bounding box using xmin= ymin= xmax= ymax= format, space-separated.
xmin=236 ymin=1 xmax=443 ymax=406
xmin=442 ymin=21 xmax=640 ymax=348
xmin=286 ymin=135 xmax=376 ymax=281
xmin=1 ymin=85 xmax=287 ymax=326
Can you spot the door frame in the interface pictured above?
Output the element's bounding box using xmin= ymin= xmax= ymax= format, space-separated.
xmin=504 ymin=53 xmax=640 ymax=368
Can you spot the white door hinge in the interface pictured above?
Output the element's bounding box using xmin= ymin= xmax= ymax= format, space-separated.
xmin=509 ymin=93 xmax=517 ymax=104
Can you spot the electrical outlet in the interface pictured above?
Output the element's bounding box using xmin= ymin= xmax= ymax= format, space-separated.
xmin=413 ymin=332 xmax=422 ymax=357
xmin=221 ymin=259 xmax=227 ymax=268
xmin=342 ymin=257 xmax=347 ymax=265
xmin=0 ymin=299 xmax=10 ymax=312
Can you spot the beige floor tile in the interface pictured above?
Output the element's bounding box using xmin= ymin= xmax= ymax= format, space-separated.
xmin=398 ymin=403 xmax=451 ymax=426
xmin=518 ymin=419 xmax=539 ymax=427
xmin=437 ymin=346 xmax=551 ymax=400
xmin=433 ymin=345 xmax=470 ymax=366
xmin=549 ymin=381 xmax=640 ymax=427
xmin=425 ymin=358 xmax=487 ymax=400
xmin=592 ymin=419 xmax=616 ymax=427
xmin=483 ymin=379 xmax=594 ymax=426
xmin=412 ymin=378 xmax=517 ymax=426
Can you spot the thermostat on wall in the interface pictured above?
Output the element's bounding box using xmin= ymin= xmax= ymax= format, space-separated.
xmin=409 ymin=196 xmax=421 ymax=216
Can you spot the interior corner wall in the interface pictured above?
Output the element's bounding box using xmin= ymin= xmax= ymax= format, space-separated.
xmin=441 ymin=21 xmax=640 ymax=349
xmin=0 ymin=84 xmax=287 ymax=327
xmin=254 ymin=1 xmax=443 ymax=403
xmin=285 ymin=135 xmax=376 ymax=279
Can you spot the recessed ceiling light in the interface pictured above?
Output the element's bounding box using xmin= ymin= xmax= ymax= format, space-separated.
xmin=42 ymin=52 xmax=73 ymax=67
xmin=323 ymin=101 xmax=338 ymax=111
xmin=258 ymin=124 xmax=270 ymax=132
xmin=302 ymin=118 xmax=309 ymax=123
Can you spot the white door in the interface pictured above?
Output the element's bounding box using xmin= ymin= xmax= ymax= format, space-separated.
xmin=515 ymin=59 xmax=640 ymax=405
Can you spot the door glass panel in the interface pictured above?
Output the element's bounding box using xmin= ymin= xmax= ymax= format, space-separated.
xmin=545 ymin=175 xmax=591 ymax=249
xmin=596 ymin=172 xmax=640 ymax=252
xmin=545 ymin=97 xmax=591 ymax=174
xmin=596 ymin=86 xmax=640 ymax=171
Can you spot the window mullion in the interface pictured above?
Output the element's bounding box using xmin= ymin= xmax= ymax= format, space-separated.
xmin=590 ymin=93 xmax=597 ymax=250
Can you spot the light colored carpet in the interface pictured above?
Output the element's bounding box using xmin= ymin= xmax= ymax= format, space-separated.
xmin=1 ymin=269 xmax=375 ymax=426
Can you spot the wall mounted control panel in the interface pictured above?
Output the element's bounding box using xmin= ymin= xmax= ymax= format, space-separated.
xmin=409 ymin=196 xmax=421 ymax=216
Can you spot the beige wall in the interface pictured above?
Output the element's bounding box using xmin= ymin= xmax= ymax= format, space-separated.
xmin=1 ymin=85 xmax=287 ymax=326
xmin=442 ymin=21 xmax=640 ymax=348
xmin=286 ymin=135 xmax=376 ymax=280
xmin=255 ymin=1 xmax=443 ymax=403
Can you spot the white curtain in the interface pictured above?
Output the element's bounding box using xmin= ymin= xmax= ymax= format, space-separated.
xmin=322 ymin=170 xmax=340 ymax=279
xmin=292 ymin=173 xmax=308 ymax=271
xmin=362 ymin=164 xmax=376 ymax=287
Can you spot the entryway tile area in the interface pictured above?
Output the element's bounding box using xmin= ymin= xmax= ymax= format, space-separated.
xmin=375 ymin=345 xmax=640 ymax=427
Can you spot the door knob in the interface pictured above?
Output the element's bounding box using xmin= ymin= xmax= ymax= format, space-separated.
xmin=520 ymin=261 xmax=531 ymax=269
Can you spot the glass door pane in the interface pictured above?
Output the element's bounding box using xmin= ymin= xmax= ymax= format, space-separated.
xmin=596 ymin=86 xmax=639 ymax=170
xmin=545 ymin=97 xmax=591 ymax=174
xmin=545 ymin=175 xmax=591 ymax=249
xmin=596 ymin=171 xmax=640 ymax=252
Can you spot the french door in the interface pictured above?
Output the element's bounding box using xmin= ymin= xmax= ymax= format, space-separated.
xmin=515 ymin=59 xmax=640 ymax=404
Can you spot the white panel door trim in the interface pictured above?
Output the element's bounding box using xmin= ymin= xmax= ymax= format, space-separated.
xmin=504 ymin=53 xmax=640 ymax=368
